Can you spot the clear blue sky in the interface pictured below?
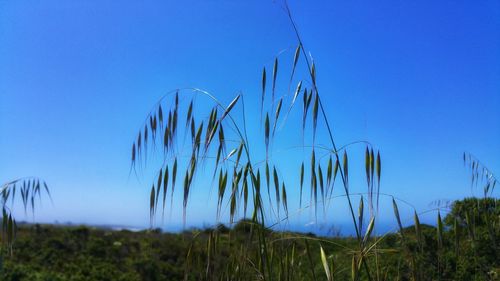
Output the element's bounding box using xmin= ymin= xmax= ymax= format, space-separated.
xmin=1 ymin=1 xmax=499 ymax=234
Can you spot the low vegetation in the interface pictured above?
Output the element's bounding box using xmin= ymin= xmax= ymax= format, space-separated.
xmin=0 ymin=198 xmax=498 ymax=281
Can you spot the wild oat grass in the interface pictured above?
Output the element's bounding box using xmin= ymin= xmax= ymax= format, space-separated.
xmin=0 ymin=177 xmax=51 ymax=254
xmin=128 ymin=3 xmax=498 ymax=281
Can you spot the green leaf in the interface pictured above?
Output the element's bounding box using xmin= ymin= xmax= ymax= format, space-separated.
xmin=300 ymin=162 xmax=304 ymax=208
xmin=243 ymin=178 xmax=248 ymax=218
xmin=365 ymin=147 xmax=370 ymax=187
xmin=265 ymin=113 xmax=270 ymax=157
xmin=333 ymin=159 xmax=339 ymax=185
xmin=302 ymin=89 xmax=313 ymax=130
xmin=392 ymin=198 xmax=404 ymax=238
xmin=150 ymin=185 xmax=155 ymax=220
xmin=272 ymin=58 xmax=278 ymax=100
xmin=376 ymin=151 xmax=381 ymax=185
xmin=351 ymin=255 xmax=357 ymax=281
xmin=327 ymin=156 xmax=332 ymax=187
xmin=183 ymin=170 xmax=190 ymax=222
xmin=273 ymin=98 xmax=283 ymax=136
xmin=312 ymin=93 xmax=319 ymax=140
xmin=358 ymin=196 xmax=364 ymax=234
xmin=206 ymin=121 xmax=219 ymax=150
xmin=186 ymin=100 xmax=193 ymax=127
xmin=261 ymin=67 xmax=266 ymax=106
xmin=162 ymin=166 xmax=169 ymax=213
xmin=156 ymin=168 xmax=162 ymax=212
xmin=172 ymin=158 xmax=178 ymax=198
xmin=282 ymin=183 xmax=288 ymax=216
xmin=225 ymin=148 xmax=237 ymax=160
xmin=158 ymin=105 xmax=163 ymax=126
xmin=343 ymin=152 xmax=348 ymax=185
xmin=131 ymin=143 xmax=136 ymax=163
xmin=311 ymin=62 xmax=316 ymax=85
xmin=362 ymin=216 xmax=375 ymax=246
xmin=273 ymin=167 xmax=280 ymax=210
xmin=288 ymin=44 xmax=301 ymax=91
xmin=265 ymin=161 xmax=270 ymax=190
xmin=318 ymin=165 xmax=324 ymax=205
xmin=290 ymin=81 xmax=302 ymax=110
xmin=320 ymin=245 xmax=332 ymax=281
xmin=221 ymin=94 xmax=240 ymax=120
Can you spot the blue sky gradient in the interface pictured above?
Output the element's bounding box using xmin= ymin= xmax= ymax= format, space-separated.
xmin=1 ymin=1 xmax=499 ymax=234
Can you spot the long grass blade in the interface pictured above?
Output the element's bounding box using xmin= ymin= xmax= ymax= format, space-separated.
xmin=320 ymin=245 xmax=332 ymax=281
xmin=221 ymin=94 xmax=240 ymax=121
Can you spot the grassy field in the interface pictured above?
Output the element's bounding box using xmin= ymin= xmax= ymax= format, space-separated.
xmin=1 ymin=197 xmax=498 ymax=281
